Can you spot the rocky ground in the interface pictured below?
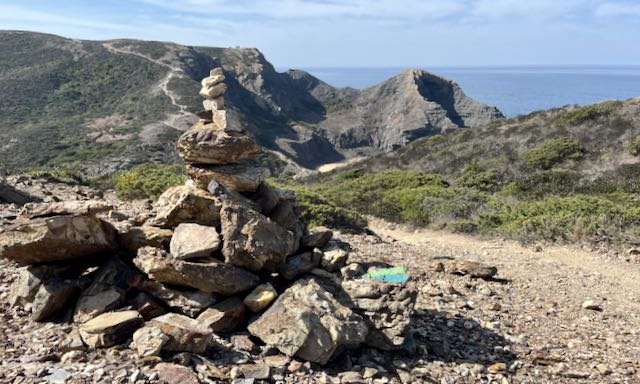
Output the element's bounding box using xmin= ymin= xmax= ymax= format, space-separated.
xmin=2 ymin=176 xmax=639 ymax=383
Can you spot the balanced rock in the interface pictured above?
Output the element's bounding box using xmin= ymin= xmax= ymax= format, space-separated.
xmin=201 ymin=74 xmax=225 ymax=88
xmin=220 ymin=203 xmax=297 ymax=272
xmin=248 ymin=278 xmax=368 ymax=365
xmin=203 ymin=96 xmax=224 ymax=111
xmin=134 ymin=246 xmax=259 ymax=295
xmin=199 ymin=82 xmax=227 ymax=99
xmin=148 ymin=184 xmax=222 ymax=229
xmin=176 ymin=121 xmax=258 ymax=165
xmin=243 ymin=283 xmax=277 ymax=312
xmin=197 ymin=296 xmax=247 ymax=332
xmin=0 ymin=215 xmax=117 ymax=265
xmin=170 ymin=223 xmax=221 ymax=259
xmin=78 ymin=310 xmax=144 ymax=348
xmin=133 ymin=278 xmax=216 ymax=317
xmin=148 ymin=313 xmax=213 ymax=353
xmin=186 ymin=163 xmax=267 ymax=193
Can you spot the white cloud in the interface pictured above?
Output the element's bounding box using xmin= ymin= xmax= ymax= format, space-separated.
xmin=469 ymin=0 xmax=585 ymax=20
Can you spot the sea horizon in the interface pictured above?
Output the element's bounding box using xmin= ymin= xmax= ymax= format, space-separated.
xmin=282 ymin=65 xmax=640 ymax=117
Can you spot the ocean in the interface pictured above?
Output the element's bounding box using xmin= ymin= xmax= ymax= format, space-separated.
xmin=297 ymin=66 xmax=640 ymax=117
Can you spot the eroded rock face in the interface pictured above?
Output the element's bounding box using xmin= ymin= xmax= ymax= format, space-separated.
xmin=170 ymin=223 xmax=221 ymax=260
xmin=133 ymin=246 xmax=259 ymax=295
xmin=0 ymin=215 xmax=117 ymax=265
xmin=248 ymin=278 xmax=368 ymax=365
xmin=177 ymin=121 xmax=259 ymax=165
xmin=221 ymin=203 xmax=297 ymax=272
xmin=186 ymin=163 xmax=267 ymax=193
xmin=78 ymin=310 xmax=144 ymax=348
xmin=147 ymin=185 xmax=223 ymax=229
xmin=148 ymin=313 xmax=213 ymax=353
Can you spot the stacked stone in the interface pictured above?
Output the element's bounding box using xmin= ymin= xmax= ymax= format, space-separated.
xmin=0 ymin=68 xmax=418 ymax=373
xmin=176 ymin=67 xmax=267 ymax=194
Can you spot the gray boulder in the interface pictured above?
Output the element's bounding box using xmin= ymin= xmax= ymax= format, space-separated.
xmin=197 ymin=296 xmax=247 ymax=333
xmin=147 ymin=185 xmax=223 ymax=229
xmin=133 ymin=278 xmax=216 ymax=317
xmin=169 ymin=223 xmax=221 ymax=260
xmin=248 ymin=278 xmax=368 ymax=365
xmin=277 ymin=249 xmax=322 ymax=280
xmin=0 ymin=215 xmax=117 ymax=265
xmin=221 ymin=203 xmax=297 ymax=272
xmin=78 ymin=310 xmax=144 ymax=348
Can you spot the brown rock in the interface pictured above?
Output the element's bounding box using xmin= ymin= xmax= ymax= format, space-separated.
xmin=197 ymin=296 xmax=247 ymax=332
xmin=154 ymin=363 xmax=200 ymax=384
xmin=177 ymin=121 xmax=258 ymax=165
xmin=186 ymin=163 xmax=267 ymax=193
xmin=277 ymin=249 xmax=323 ymax=280
xmin=147 ymin=184 xmax=223 ymax=229
xmin=132 ymin=325 xmax=169 ymax=357
xmin=199 ymin=82 xmax=227 ymax=99
xmin=128 ymin=292 xmax=167 ymax=320
xmin=119 ymin=225 xmax=173 ymax=253
xmin=448 ymin=260 xmax=498 ymax=279
xmin=21 ymin=200 xmax=112 ymax=219
xmin=243 ymin=283 xmax=278 ymax=312
xmin=302 ymin=227 xmax=333 ymax=249
xmin=148 ymin=313 xmax=213 ymax=353
xmin=221 ymin=203 xmax=297 ymax=272
xmin=134 ymin=279 xmax=216 ymax=317
xmin=203 ymin=96 xmax=224 ymax=111
xmin=78 ymin=310 xmax=143 ymax=348
xmin=0 ymin=215 xmax=117 ymax=265
xmin=134 ymin=246 xmax=259 ymax=295
xmin=169 ymin=223 xmax=221 ymax=260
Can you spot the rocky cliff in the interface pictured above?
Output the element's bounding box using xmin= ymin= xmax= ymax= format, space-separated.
xmin=0 ymin=31 xmax=502 ymax=173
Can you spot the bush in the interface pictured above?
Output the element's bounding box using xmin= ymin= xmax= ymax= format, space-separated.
xmin=455 ymin=161 xmax=502 ymax=192
xmin=555 ymin=101 xmax=620 ymax=127
xmin=627 ymin=137 xmax=640 ymax=156
xmin=113 ymin=163 xmax=186 ymax=200
xmin=521 ymin=137 xmax=584 ymax=170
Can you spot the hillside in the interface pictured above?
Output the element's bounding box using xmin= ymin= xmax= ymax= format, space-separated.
xmin=0 ymin=31 xmax=502 ymax=175
xmin=286 ymin=98 xmax=640 ymax=247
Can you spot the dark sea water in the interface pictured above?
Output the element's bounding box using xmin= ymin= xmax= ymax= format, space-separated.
xmin=296 ymin=66 xmax=640 ymax=117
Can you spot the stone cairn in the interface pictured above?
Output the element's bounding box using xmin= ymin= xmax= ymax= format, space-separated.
xmin=0 ymin=68 xmax=417 ymax=379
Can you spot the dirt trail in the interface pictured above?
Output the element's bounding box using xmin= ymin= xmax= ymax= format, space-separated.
xmin=367 ymin=217 xmax=640 ymax=301
xmin=336 ymin=216 xmax=640 ymax=381
xmin=102 ymin=42 xmax=195 ymax=139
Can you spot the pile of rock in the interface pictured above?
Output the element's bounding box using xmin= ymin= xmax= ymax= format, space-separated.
xmin=0 ymin=68 xmax=417 ymax=380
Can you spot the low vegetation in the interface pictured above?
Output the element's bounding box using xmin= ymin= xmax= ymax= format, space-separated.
xmin=110 ymin=163 xmax=186 ymax=200
xmin=282 ymin=166 xmax=640 ymax=246
xmin=520 ymin=137 xmax=584 ymax=170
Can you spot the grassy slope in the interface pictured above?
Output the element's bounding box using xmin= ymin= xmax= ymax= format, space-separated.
xmin=283 ymin=99 xmax=640 ymax=247
xmin=0 ymin=32 xmax=171 ymax=172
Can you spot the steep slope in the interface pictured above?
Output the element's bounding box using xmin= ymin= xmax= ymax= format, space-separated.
xmin=0 ymin=31 xmax=503 ymax=174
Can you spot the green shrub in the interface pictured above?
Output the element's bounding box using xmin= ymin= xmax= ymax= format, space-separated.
xmin=508 ymin=170 xmax=580 ymax=198
xmin=627 ymin=137 xmax=640 ymax=156
xmin=521 ymin=137 xmax=584 ymax=170
xmin=113 ymin=163 xmax=186 ymax=200
xmin=455 ymin=161 xmax=502 ymax=191
xmin=555 ymin=101 xmax=620 ymax=127
xmin=24 ymin=166 xmax=84 ymax=183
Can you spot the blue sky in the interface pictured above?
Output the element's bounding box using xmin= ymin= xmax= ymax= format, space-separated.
xmin=1 ymin=0 xmax=639 ymax=67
